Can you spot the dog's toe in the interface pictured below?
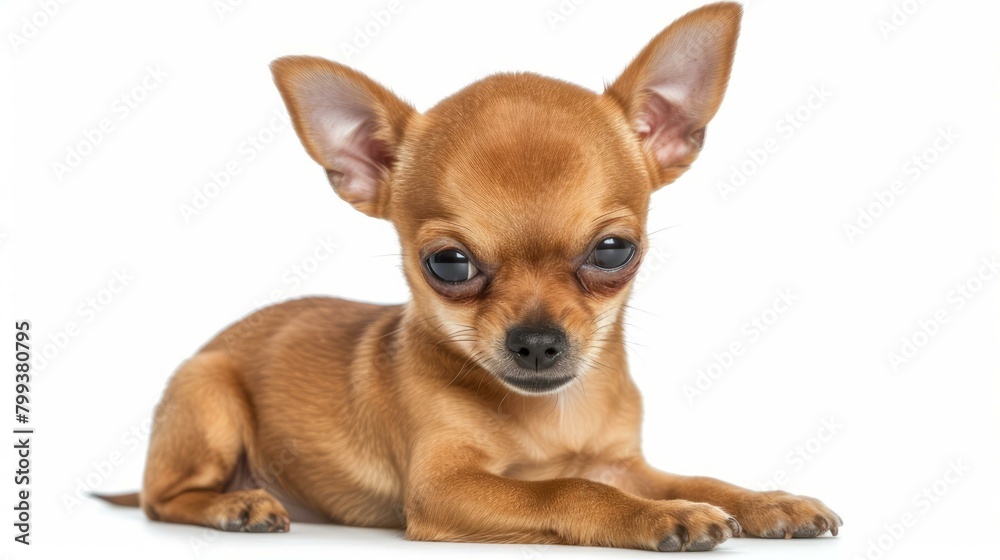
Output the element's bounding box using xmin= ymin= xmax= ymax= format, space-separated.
xmin=733 ymin=491 xmax=841 ymax=539
xmin=212 ymin=489 xmax=290 ymax=533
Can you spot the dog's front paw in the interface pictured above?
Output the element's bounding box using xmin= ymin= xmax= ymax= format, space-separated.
xmin=650 ymin=500 xmax=741 ymax=552
xmin=732 ymin=490 xmax=841 ymax=538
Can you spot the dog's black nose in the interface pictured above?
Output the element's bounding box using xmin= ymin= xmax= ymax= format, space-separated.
xmin=506 ymin=326 xmax=567 ymax=371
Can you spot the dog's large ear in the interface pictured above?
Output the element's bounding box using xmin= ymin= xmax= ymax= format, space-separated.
xmin=271 ymin=56 xmax=415 ymax=219
xmin=604 ymin=2 xmax=741 ymax=190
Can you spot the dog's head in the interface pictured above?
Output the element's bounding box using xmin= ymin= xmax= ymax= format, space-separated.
xmin=272 ymin=3 xmax=741 ymax=395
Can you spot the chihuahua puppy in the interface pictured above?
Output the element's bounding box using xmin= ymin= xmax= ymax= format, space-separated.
xmin=105 ymin=2 xmax=841 ymax=552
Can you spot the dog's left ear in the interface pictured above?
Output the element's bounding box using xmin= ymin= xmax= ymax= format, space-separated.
xmin=605 ymin=2 xmax=742 ymax=189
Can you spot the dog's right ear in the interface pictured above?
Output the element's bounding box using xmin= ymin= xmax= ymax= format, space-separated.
xmin=271 ymin=56 xmax=415 ymax=219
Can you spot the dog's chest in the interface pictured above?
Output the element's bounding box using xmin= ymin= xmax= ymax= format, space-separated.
xmin=499 ymin=399 xmax=637 ymax=481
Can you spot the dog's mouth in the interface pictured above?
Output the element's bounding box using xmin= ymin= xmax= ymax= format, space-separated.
xmin=495 ymin=372 xmax=576 ymax=395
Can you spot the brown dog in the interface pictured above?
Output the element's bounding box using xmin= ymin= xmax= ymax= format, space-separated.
xmin=101 ymin=2 xmax=840 ymax=552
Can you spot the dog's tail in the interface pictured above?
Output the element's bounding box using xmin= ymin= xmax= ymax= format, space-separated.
xmin=92 ymin=491 xmax=141 ymax=508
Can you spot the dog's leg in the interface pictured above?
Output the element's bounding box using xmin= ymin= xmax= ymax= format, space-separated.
xmin=140 ymin=351 xmax=290 ymax=532
xmin=405 ymin=463 xmax=741 ymax=551
xmin=612 ymin=459 xmax=842 ymax=539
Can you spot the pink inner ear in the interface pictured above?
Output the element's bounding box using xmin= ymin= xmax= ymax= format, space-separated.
xmin=298 ymin=81 xmax=391 ymax=207
xmin=635 ymin=92 xmax=702 ymax=169
xmin=324 ymin=119 xmax=392 ymax=205
xmin=630 ymin=19 xmax=731 ymax=170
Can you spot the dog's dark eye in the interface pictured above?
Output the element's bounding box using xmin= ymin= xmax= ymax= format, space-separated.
xmin=590 ymin=237 xmax=635 ymax=270
xmin=427 ymin=249 xmax=478 ymax=283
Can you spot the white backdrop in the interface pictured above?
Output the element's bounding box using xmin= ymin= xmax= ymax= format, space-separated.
xmin=2 ymin=0 xmax=998 ymax=558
